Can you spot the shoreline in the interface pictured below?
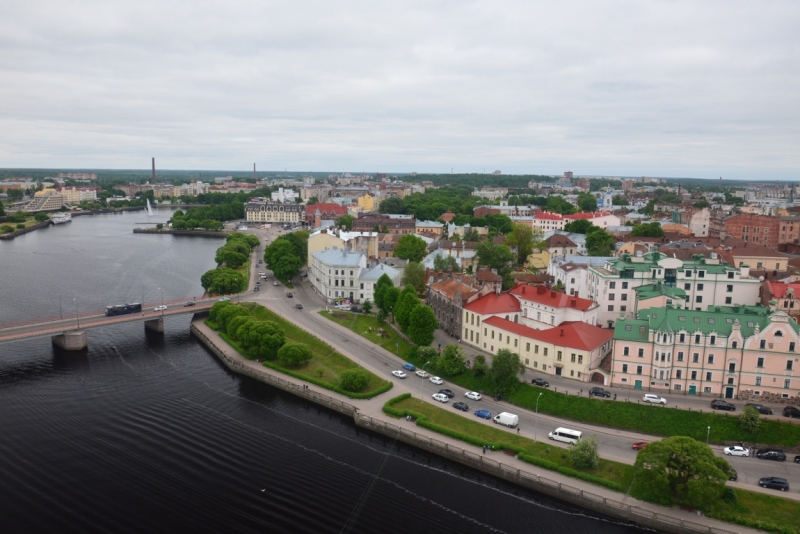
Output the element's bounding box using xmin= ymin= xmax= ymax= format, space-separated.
xmin=134 ymin=227 xmax=228 ymax=238
xmin=190 ymin=314 xmax=752 ymax=534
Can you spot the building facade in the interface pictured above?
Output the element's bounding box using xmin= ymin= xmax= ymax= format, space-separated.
xmin=309 ymin=247 xmax=368 ymax=304
xmin=245 ymin=200 xmax=305 ymax=224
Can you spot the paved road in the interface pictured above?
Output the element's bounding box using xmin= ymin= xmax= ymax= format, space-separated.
xmin=236 ymin=225 xmax=800 ymax=495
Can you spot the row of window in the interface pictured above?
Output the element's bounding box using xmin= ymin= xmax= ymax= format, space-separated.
xmin=621 ymin=346 xmax=796 ymax=370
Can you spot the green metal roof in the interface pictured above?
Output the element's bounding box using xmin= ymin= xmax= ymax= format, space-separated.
xmin=606 ymin=252 xmax=738 ymax=275
xmin=613 ymin=305 xmax=793 ymax=341
xmin=634 ymin=283 xmax=687 ymax=301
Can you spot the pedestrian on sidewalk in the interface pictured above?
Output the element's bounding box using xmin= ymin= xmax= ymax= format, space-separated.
xmin=517 ymin=427 xmax=520 ymax=435
xmin=614 ymin=393 xmax=617 ymax=401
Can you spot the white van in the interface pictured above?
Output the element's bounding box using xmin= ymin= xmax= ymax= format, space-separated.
xmin=548 ymin=427 xmax=582 ymax=445
xmin=493 ymin=412 xmax=519 ymax=428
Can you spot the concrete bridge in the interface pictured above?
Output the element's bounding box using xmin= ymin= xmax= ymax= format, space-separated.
xmin=0 ymin=297 xmax=219 ymax=351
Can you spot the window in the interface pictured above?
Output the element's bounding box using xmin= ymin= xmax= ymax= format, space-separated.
xmin=710 ymin=335 xmax=716 ymax=345
xmin=534 ymin=345 xmax=539 ymax=354
xmin=609 ymin=294 xmax=615 ymax=301
xmin=638 ymin=348 xmax=644 ymax=358
xmin=557 ymin=351 xmax=562 ymax=361
xmin=684 ymin=283 xmax=691 ymax=290
xmin=693 ymin=353 xmax=699 ymax=363
xmin=760 ymin=340 xmax=766 ymax=349
xmin=727 ymin=271 xmax=734 ymax=279
xmin=691 ymin=371 xmax=697 ymax=380
xmin=697 ymin=284 xmax=704 ymax=291
xmin=695 ymin=334 xmax=700 ymax=343
xmin=622 ymin=282 xmax=628 ymax=289
xmin=695 ymin=296 xmax=703 ymax=303
xmin=785 ymin=379 xmax=791 ymax=389
xmin=703 ymin=387 xmax=712 ymax=393
xmin=622 ymin=364 xmax=628 ymax=373
xmin=676 ymin=370 xmax=682 ymax=379
xmin=698 ymin=270 xmax=705 ymax=278
xmin=514 ymin=339 xmax=518 ymax=347
xmin=725 ymin=297 xmax=732 ymax=304
xmin=756 ymin=376 xmax=762 ymax=386
xmin=623 ymin=347 xmax=630 ymax=356
xmin=791 ymin=342 xmax=796 ymax=352
xmin=685 ymin=270 xmax=693 ymax=277
xmin=732 ymin=341 xmax=738 ymax=348
xmin=608 ymin=305 xmax=614 ymax=311
xmin=636 ymin=366 xmax=642 ymax=375
xmin=707 ymin=354 xmax=714 ymax=364
xmin=679 ymin=333 xmax=685 ymax=343
xmin=526 ymin=342 xmax=530 ymax=351
xmin=677 ymin=352 xmax=684 ymax=362
xmin=726 ymin=285 xmax=733 ymax=293
xmin=757 ymin=357 xmax=764 ymax=368
xmin=788 ymin=360 xmax=794 ymax=371
xmin=621 ymin=294 xmax=628 ymax=301
xmin=610 ymin=282 xmax=616 ymax=289
xmin=571 ymin=354 xmax=576 ymax=363
xmin=674 ymin=384 xmax=682 ymax=391
xmin=620 ymin=306 xmax=627 ymax=312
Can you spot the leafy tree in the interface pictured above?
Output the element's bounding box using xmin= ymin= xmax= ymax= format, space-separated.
xmin=216 ymin=305 xmax=250 ymax=332
xmin=631 ymin=436 xmax=730 ymax=509
xmin=6 ymin=189 xmax=23 ymax=202
xmin=585 ymin=227 xmax=615 ymax=256
xmin=401 ymin=261 xmax=426 ymax=294
xmin=612 ymin=195 xmax=628 ymax=206
xmin=394 ymin=286 xmax=420 ymax=331
xmin=394 ymin=234 xmax=428 ymax=263
xmin=379 ymin=196 xmax=406 ymax=214
xmin=240 ymin=320 xmax=285 ymax=360
xmin=407 ymin=305 xmax=438 ymax=346
xmin=227 ymin=315 xmax=255 ymax=339
xmin=504 ymin=223 xmax=537 ymax=265
xmin=228 ymin=232 xmax=260 ymax=249
xmin=433 ymin=254 xmax=459 ymax=272
xmin=373 ymin=274 xmax=394 ymax=312
xmin=739 ymin=406 xmax=761 ymax=434
xmin=277 ymin=342 xmax=313 ymax=367
xmin=544 ymin=195 xmax=576 ymax=215
xmin=272 ymin=253 xmax=303 ymax=282
xmin=209 ymin=301 xmax=234 ymax=322
xmin=203 ymin=268 xmax=245 ymax=295
xmin=412 ymin=345 xmax=440 ymax=368
xmin=34 ymin=212 xmax=49 ymax=222
xmin=362 ymin=299 xmax=372 ymax=314
xmin=577 ymin=192 xmax=597 ymax=213
xmin=563 ymin=219 xmax=594 ymax=234
xmin=488 ymin=349 xmax=525 ymax=396
xmin=217 ymin=249 xmax=247 ymax=269
xmin=472 ymin=354 xmax=488 ymax=377
xmin=339 ymin=368 xmax=371 ymax=392
xmin=631 ymin=222 xmax=665 ymax=238
xmin=472 ymin=214 xmax=513 ymax=235
xmin=275 ymin=231 xmax=308 ymax=262
xmin=264 ymin=240 xmax=302 ymax=281
xmin=436 ymin=345 xmax=466 ymax=376
xmin=570 ymin=434 xmax=600 ymax=469
xmin=307 ymin=196 xmax=319 ymax=205
xmin=553 ymin=280 xmax=565 ymax=292
xmin=693 ymin=200 xmax=710 ymax=209
xmin=384 ymin=286 xmax=400 ymax=315
xmin=475 ymin=241 xmax=514 ymax=277
xmin=463 ymin=227 xmax=482 ymax=242
xmin=335 ymin=214 xmax=354 ymax=230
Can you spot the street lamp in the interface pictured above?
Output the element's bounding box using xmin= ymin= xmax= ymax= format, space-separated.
xmin=421 ymin=360 xmax=431 ymax=400
xmin=395 ymin=342 xmax=398 ymax=356
xmin=706 ymin=426 xmax=711 ymax=445
xmin=59 ymin=295 xmax=63 ymax=320
xmin=73 ymin=298 xmax=80 ymax=330
xmin=534 ymin=392 xmax=543 ymax=442
xmin=158 ymin=287 xmax=164 ymax=315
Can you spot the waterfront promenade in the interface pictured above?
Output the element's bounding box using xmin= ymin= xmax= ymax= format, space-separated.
xmin=191 ymin=314 xmax=763 ymax=534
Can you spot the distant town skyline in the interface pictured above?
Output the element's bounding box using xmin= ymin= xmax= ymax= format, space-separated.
xmin=1 ymin=1 xmax=798 ymax=181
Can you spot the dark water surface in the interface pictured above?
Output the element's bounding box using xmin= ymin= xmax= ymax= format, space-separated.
xmin=0 ymin=213 xmax=645 ymax=533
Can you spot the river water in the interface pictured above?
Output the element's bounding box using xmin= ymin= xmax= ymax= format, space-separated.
xmin=0 ymin=212 xmax=645 ymax=533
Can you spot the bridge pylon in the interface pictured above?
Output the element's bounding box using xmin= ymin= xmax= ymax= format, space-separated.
xmin=51 ymin=331 xmax=88 ymax=351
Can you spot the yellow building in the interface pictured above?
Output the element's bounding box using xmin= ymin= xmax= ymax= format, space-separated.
xmin=307 ymin=228 xmax=379 ymax=265
xmin=525 ymin=249 xmax=550 ymax=270
xmin=357 ymin=194 xmax=375 ymax=211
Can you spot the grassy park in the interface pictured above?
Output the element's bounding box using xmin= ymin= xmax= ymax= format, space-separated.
xmin=321 ymin=310 xmax=415 ymax=360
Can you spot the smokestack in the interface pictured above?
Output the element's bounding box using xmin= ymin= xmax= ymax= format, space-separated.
xmin=151 ymin=157 xmax=156 ymax=184
xmin=254 ymin=163 xmax=257 ymax=181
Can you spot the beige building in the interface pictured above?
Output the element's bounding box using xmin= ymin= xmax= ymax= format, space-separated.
xmin=307 ymin=228 xmax=379 ymax=266
xmin=244 ymin=200 xmax=304 ymax=224
xmin=25 ymin=192 xmax=65 ymax=211
xmin=357 ymin=194 xmax=375 ymax=211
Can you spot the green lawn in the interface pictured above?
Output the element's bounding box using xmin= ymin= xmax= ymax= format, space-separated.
xmin=391 ymin=396 xmax=634 ymax=489
xmin=321 ymin=311 xmax=415 ymax=359
xmin=216 ymin=303 xmax=391 ymax=398
xmin=706 ymin=488 xmax=800 ymax=534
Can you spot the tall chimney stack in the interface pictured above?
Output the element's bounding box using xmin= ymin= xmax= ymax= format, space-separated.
xmin=151 ymin=157 xmax=156 ymax=184
xmin=253 ymin=163 xmax=257 ymax=181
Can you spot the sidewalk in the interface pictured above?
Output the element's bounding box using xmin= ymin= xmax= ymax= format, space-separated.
xmin=191 ymin=315 xmax=764 ymax=534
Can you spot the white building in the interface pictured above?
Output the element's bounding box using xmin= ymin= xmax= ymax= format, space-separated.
xmin=271 ymin=187 xmax=299 ymax=203
xmin=358 ymin=263 xmax=402 ymax=303
xmin=587 ymin=251 xmax=761 ymax=328
xmin=309 ymin=247 xmax=368 ymax=304
xmin=510 ymin=284 xmax=599 ymax=329
xmin=548 ymin=256 xmax=614 ymax=297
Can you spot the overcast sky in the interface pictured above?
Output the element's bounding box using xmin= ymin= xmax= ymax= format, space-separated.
xmin=1 ymin=1 xmax=798 ymax=180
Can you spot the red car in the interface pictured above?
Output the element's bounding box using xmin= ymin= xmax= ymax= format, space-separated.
xmin=632 ymin=442 xmax=648 ymax=450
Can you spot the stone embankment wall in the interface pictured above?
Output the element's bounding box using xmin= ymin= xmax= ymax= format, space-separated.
xmin=0 ymin=220 xmax=52 ymax=240
xmin=738 ymin=389 xmax=799 ymax=405
xmin=134 ymin=228 xmax=228 ymax=238
xmin=190 ymin=317 xmax=739 ymax=534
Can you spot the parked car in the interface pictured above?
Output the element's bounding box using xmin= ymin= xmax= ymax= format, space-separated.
xmin=632 ymin=442 xmax=648 ymax=450
xmin=416 ymin=370 xmax=430 ymax=379
xmin=723 ymin=446 xmax=749 ymax=457
xmin=273 ymin=281 xmax=279 ymax=286
xmin=589 ymin=387 xmax=610 ymax=398
xmin=465 ymin=391 xmax=482 ymax=401
xmin=756 ymin=449 xmax=786 ymax=461
xmin=745 ymin=403 xmax=773 ymax=415
xmin=795 ymin=455 xmax=800 ymax=464
xmin=217 ymin=296 xmax=231 ymax=301
xmin=643 ymin=394 xmax=667 ymax=405
xmin=154 ymin=305 xmax=167 ymax=311
xmin=350 ymin=306 xmax=363 ymax=313
xmin=432 ymin=393 xmax=449 ymax=403
xmin=531 ymin=378 xmax=550 ymax=388
xmin=429 ymin=376 xmax=443 ymax=385
xmin=286 ymin=292 xmax=293 ymax=298
xmin=253 ymin=286 xmax=260 ymax=292
xmin=783 ymin=406 xmax=800 ymax=419
xmin=402 ymin=363 xmax=416 ymax=372
xmin=759 ymin=477 xmax=789 ymax=491
xmin=183 ymin=301 xmax=195 ymax=307
xmin=438 ymin=389 xmax=454 ymax=398
xmin=711 ymin=399 xmax=736 ymax=411
xmin=295 ymin=304 xmax=303 ymax=310
xmin=474 ymin=409 xmax=492 ymax=420
xmin=391 ymin=370 xmax=407 ymax=379
xmin=452 ymin=402 xmax=469 ymax=412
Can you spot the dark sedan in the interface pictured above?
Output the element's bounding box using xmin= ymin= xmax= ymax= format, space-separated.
xmin=531 ymin=378 xmax=550 ymax=388
xmin=452 ymin=402 xmax=469 ymax=412
xmin=438 ymin=389 xmax=455 ymax=398
xmin=756 ymin=449 xmax=786 ymax=461
xmin=784 ymin=406 xmax=800 ymax=419
xmin=759 ymin=477 xmax=789 ymax=492
xmin=711 ymin=399 xmax=736 ymax=411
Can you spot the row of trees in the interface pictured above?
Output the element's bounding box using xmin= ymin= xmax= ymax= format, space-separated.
xmin=200 ymin=233 xmax=259 ymax=295
xmin=263 ymin=230 xmax=308 ymax=282
xmin=170 ymin=205 xmax=240 ymax=230
xmin=374 ymin=275 xmax=438 ymax=346
xmin=562 ymin=219 xmax=615 ymax=256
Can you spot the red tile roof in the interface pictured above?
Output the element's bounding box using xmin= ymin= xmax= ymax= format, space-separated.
xmin=509 ymin=284 xmax=595 ymax=311
xmin=307 ymin=203 xmax=347 ymax=215
xmin=545 ymin=234 xmax=577 ymax=248
xmin=534 ymin=212 xmax=564 ymax=221
xmin=463 ymin=292 xmax=521 ymax=315
xmin=564 ymin=211 xmax=613 ymax=220
xmin=765 ymin=281 xmax=800 ymax=299
xmin=484 ymin=317 xmax=613 ymax=351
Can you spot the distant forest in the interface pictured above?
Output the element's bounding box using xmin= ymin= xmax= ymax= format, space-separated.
xmin=398 ymin=173 xmax=555 ymax=188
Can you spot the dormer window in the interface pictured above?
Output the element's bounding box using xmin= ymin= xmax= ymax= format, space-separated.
xmin=775 ymin=330 xmax=783 ymax=337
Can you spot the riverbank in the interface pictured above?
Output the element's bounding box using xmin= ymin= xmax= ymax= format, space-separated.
xmin=190 ymin=313 xmax=758 ymax=534
xmin=134 ymin=227 xmax=228 ymax=238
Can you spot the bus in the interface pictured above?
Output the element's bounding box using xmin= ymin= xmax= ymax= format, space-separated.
xmin=105 ymin=303 xmax=143 ymax=316
xmin=548 ymin=427 xmax=582 ymax=445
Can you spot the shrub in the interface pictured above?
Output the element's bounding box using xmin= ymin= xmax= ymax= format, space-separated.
xmin=0 ymin=225 xmax=13 ymax=234
xmin=739 ymin=406 xmax=761 ymax=434
xmin=721 ymin=487 xmax=737 ymax=504
xmin=277 ymin=342 xmax=313 ymax=367
xmin=570 ymin=434 xmax=600 ymax=469
xmin=16 ymin=223 xmax=25 ymax=229
xmin=339 ymin=368 xmax=371 ymax=392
